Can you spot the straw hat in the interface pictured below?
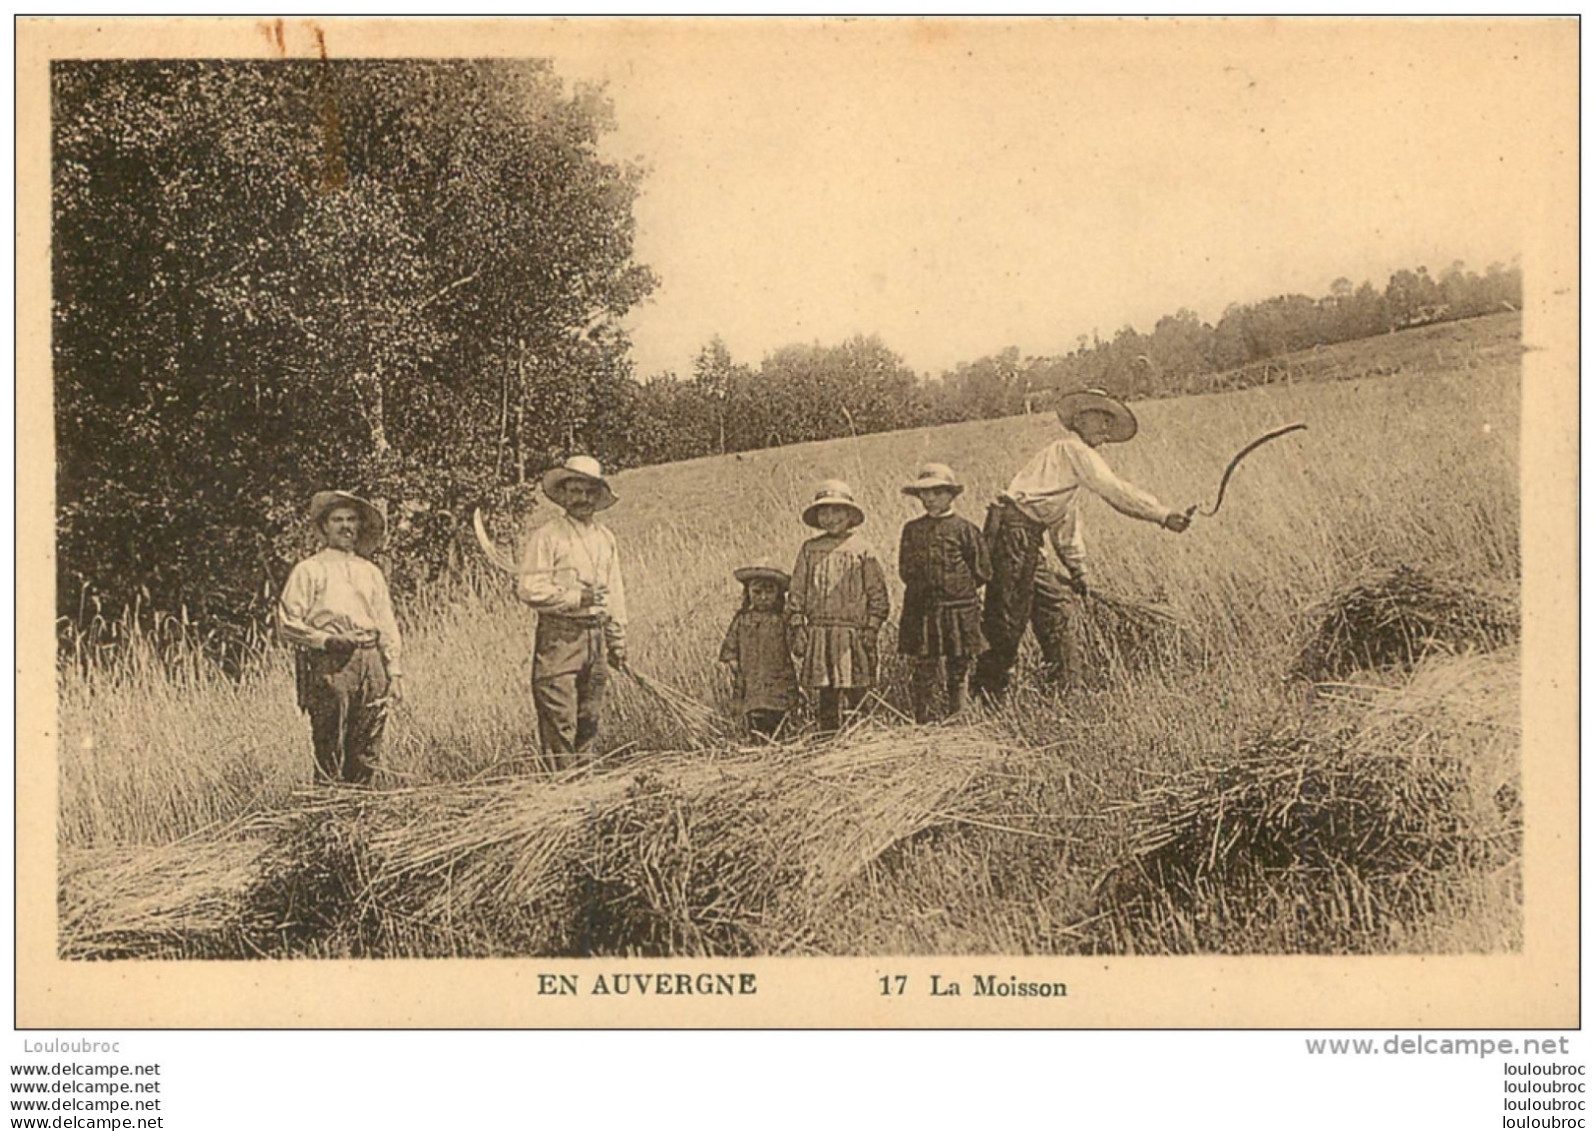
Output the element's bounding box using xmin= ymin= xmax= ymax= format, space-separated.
xmin=901 ymin=462 xmax=964 ymax=497
xmin=733 ymin=559 xmax=791 ymax=588
xmin=801 ymin=479 xmax=865 ymax=529
xmin=541 ymin=455 xmax=618 ymax=511
xmin=1055 ymin=387 xmax=1138 ymax=444
xmin=308 ymin=490 xmax=385 ymax=556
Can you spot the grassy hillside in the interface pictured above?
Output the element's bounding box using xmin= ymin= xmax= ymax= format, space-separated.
xmin=58 ymin=314 xmax=1523 ymax=956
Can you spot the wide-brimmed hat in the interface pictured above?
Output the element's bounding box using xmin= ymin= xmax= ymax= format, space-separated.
xmin=308 ymin=490 xmax=385 ymax=556
xmin=801 ymin=479 xmax=865 ymax=529
xmin=1056 ymin=387 xmax=1138 ymax=444
xmin=733 ymin=559 xmax=791 ymax=588
xmin=901 ymin=462 xmax=965 ymax=497
xmin=541 ymin=455 xmax=617 ymax=511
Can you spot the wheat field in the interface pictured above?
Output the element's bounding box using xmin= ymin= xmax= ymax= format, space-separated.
xmin=57 ymin=315 xmax=1522 ymax=955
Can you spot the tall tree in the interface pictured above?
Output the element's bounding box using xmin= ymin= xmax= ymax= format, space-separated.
xmin=692 ymin=337 xmax=745 ymax=456
xmin=54 ymin=59 xmax=655 ymax=632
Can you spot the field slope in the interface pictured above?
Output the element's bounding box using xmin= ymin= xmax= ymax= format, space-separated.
xmin=59 ymin=314 xmax=1522 ymax=956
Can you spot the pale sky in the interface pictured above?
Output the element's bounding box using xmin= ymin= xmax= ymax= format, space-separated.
xmin=539 ymin=19 xmax=1566 ymax=378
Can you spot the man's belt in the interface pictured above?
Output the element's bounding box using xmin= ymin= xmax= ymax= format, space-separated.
xmin=991 ymin=496 xmax=1047 ymax=531
xmin=301 ymin=639 xmax=378 ymax=653
xmin=538 ymin=613 xmax=605 ymax=629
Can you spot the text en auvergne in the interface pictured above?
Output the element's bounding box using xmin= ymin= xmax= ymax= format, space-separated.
xmin=538 ymin=973 xmax=758 ymax=996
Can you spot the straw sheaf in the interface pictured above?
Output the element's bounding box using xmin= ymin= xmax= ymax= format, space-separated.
xmin=58 ymin=836 xmax=282 ymax=960
xmin=59 ymin=724 xmax=1025 ymax=959
xmin=1100 ymin=649 xmax=1521 ymax=950
xmin=1293 ymin=564 xmax=1519 ymax=682
xmin=1074 ymin=589 xmax=1189 ymax=685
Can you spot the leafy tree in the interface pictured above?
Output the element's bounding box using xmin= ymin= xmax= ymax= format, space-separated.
xmin=54 ymin=59 xmax=655 ymax=636
xmin=1342 ymin=282 xmax=1392 ymax=340
xmin=692 ymin=337 xmax=744 ymax=456
xmin=1385 ymin=266 xmax=1443 ymax=326
xmin=1148 ymin=309 xmax=1211 ymax=390
xmin=944 ymin=348 xmax=1022 ymax=420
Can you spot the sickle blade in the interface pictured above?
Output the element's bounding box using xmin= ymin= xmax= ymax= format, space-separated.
xmin=1201 ymin=423 xmax=1308 ymax=517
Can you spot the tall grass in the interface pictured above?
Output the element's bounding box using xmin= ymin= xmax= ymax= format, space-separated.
xmin=61 ymin=357 xmax=1518 ymax=847
xmin=57 ymin=322 xmax=1521 ymax=954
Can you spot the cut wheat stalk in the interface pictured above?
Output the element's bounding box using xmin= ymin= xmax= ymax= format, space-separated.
xmin=59 ymin=720 xmax=1042 ymax=960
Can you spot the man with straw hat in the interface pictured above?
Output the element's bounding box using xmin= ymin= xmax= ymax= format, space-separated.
xmin=516 ymin=455 xmax=628 ymax=766
xmin=278 ymin=490 xmax=404 ymax=786
xmin=970 ymin=388 xmax=1189 ymax=702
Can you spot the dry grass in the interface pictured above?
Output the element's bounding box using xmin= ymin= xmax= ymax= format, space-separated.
xmin=60 ymin=722 xmax=1036 ymax=959
xmin=1293 ymin=564 xmax=1519 ymax=681
xmin=1098 ymin=649 xmax=1520 ymax=953
xmin=56 ymin=317 xmax=1524 ymax=956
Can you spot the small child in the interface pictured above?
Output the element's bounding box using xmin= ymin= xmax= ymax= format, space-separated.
xmin=718 ymin=560 xmax=799 ymax=740
xmin=787 ymin=480 xmax=890 ymax=735
xmin=898 ymin=463 xmax=991 ymax=722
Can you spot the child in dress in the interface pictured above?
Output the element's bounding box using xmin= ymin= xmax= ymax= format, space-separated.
xmin=898 ymin=463 xmax=991 ymax=722
xmin=718 ymin=560 xmax=799 ymax=740
xmin=787 ymin=480 xmax=890 ymax=735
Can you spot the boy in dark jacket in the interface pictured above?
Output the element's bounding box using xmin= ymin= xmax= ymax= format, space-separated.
xmin=897 ymin=463 xmax=991 ymax=722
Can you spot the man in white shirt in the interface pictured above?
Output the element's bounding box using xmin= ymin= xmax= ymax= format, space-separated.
xmin=278 ymin=491 xmax=404 ymax=785
xmin=516 ymin=456 xmax=629 ymax=766
xmin=970 ymin=389 xmax=1189 ymax=702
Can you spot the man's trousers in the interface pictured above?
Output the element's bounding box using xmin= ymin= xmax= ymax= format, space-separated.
xmin=297 ymin=646 xmax=389 ymax=786
xmin=971 ymin=501 xmax=1083 ymax=699
xmin=532 ymin=615 xmax=610 ymax=767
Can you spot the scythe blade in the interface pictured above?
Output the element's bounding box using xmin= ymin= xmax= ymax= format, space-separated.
xmin=472 ymin=507 xmax=581 ymax=584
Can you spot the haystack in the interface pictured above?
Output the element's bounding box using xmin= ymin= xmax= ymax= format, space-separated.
xmin=1294 ymin=565 xmax=1518 ymax=681
xmin=1103 ymin=649 xmax=1520 ymax=950
xmin=60 ymin=723 xmax=1024 ymax=959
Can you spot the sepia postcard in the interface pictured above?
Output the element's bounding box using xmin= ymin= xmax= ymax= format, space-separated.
xmin=17 ymin=16 xmax=1578 ymax=1029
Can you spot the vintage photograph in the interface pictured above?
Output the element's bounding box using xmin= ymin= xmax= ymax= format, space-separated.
xmin=21 ymin=17 xmax=1577 ymax=1026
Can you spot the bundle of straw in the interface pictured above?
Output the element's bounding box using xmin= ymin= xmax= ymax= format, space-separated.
xmin=60 ymin=836 xmax=276 ymax=959
xmin=620 ymin=667 xmax=725 ymax=743
xmin=60 ymin=722 xmax=1028 ymax=959
xmin=1294 ymin=564 xmax=1518 ymax=682
xmin=1076 ymin=588 xmax=1187 ymax=682
xmin=1102 ymin=650 xmax=1521 ymax=949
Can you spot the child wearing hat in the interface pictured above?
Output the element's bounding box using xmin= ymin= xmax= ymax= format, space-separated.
xmin=897 ymin=463 xmax=991 ymax=722
xmin=718 ymin=560 xmax=800 ymax=739
xmin=787 ymin=480 xmax=891 ymax=735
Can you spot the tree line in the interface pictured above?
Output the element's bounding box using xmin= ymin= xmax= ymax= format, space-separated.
xmin=622 ymin=260 xmax=1521 ymax=462
xmin=52 ymin=59 xmax=1521 ymax=651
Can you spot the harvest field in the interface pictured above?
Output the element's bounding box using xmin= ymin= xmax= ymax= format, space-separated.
xmin=58 ymin=313 xmax=1523 ymax=958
